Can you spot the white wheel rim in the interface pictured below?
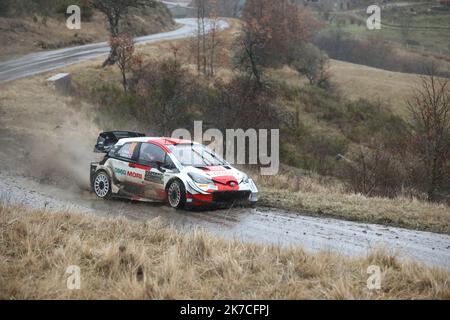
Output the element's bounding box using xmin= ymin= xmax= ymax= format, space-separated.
xmin=168 ymin=183 xmax=181 ymax=207
xmin=94 ymin=173 xmax=110 ymax=198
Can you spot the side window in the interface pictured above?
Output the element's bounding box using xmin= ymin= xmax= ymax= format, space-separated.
xmin=139 ymin=143 xmax=166 ymax=165
xmin=117 ymin=142 xmax=138 ymax=160
xmin=165 ymin=155 xmax=176 ymax=169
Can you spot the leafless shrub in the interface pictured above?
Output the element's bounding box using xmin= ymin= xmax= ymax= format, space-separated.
xmin=408 ymin=64 xmax=450 ymax=202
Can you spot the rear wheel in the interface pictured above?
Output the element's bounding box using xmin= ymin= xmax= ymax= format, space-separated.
xmin=167 ymin=180 xmax=186 ymax=209
xmin=93 ymin=171 xmax=112 ymax=200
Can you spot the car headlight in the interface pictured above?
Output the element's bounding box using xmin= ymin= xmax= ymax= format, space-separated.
xmin=188 ymin=172 xmax=213 ymax=185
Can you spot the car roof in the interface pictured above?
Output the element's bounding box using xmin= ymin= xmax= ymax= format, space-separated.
xmin=117 ymin=137 xmax=198 ymax=148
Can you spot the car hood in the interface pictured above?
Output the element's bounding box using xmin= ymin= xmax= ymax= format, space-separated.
xmin=184 ymin=165 xmax=245 ymax=183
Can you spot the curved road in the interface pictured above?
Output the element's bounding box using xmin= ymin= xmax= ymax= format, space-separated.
xmin=0 ymin=18 xmax=229 ymax=83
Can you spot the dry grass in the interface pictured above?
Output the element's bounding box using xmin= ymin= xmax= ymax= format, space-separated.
xmin=0 ymin=14 xmax=103 ymax=60
xmin=0 ymin=204 xmax=449 ymax=300
xmin=269 ymin=60 xmax=421 ymax=118
xmin=0 ymin=6 xmax=175 ymax=60
xmin=329 ymin=59 xmax=421 ymax=118
xmin=254 ymin=169 xmax=450 ymax=235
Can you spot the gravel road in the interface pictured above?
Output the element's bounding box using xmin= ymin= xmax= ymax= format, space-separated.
xmin=1 ymin=172 xmax=449 ymax=270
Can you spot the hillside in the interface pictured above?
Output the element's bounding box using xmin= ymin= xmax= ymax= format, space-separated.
xmin=0 ymin=19 xmax=449 ymax=234
xmin=269 ymin=59 xmax=421 ymax=118
xmin=0 ymin=2 xmax=175 ymax=60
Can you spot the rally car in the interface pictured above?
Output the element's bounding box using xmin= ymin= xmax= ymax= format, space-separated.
xmin=90 ymin=131 xmax=258 ymax=209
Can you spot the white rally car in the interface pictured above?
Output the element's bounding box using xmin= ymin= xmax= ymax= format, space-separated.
xmin=90 ymin=132 xmax=258 ymax=209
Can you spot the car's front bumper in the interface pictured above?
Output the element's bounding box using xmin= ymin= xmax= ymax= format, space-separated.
xmin=186 ymin=179 xmax=258 ymax=207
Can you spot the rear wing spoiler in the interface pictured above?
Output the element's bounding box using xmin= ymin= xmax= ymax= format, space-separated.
xmin=94 ymin=131 xmax=145 ymax=153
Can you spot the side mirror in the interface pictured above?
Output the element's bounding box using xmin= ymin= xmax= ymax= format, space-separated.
xmin=160 ymin=164 xmax=177 ymax=173
xmin=155 ymin=162 xmax=167 ymax=172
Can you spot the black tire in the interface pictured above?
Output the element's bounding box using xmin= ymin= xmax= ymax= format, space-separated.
xmin=92 ymin=171 xmax=112 ymax=200
xmin=167 ymin=179 xmax=186 ymax=209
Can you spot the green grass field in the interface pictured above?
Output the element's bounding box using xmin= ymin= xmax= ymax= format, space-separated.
xmin=330 ymin=4 xmax=450 ymax=56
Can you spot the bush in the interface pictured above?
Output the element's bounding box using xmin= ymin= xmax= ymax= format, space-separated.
xmin=289 ymin=43 xmax=331 ymax=89
xmin=204 ymin=76 xmax=282 ymax=131
xmin=281 ymin=131 xmax=349 ymax=175
xmin=129 ymin=59 xmax=197 ymax=136
xmin=337 ymin=144 xmax=412 ymax=198
xmin=0 ymin=0 xmax=10 ymax=16
xmin=90 ymin=84 xmax=138 ymax=130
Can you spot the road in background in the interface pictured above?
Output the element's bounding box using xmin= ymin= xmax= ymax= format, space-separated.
xmin=0 ymin=18 xmax=229 ymax=83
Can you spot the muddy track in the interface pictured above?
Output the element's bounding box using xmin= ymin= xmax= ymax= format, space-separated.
xmin=1 ymin=172 xmax=450 ymax=270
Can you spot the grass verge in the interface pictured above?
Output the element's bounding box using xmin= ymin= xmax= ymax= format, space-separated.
xmin=255 ymin=172 xmax=450 ymax=235
xmin=0 ymin=204 xmax=449 ymax=299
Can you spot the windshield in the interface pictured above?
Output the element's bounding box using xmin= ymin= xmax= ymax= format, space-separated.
xmin=169 ymin=144 xmax=227 ymax=167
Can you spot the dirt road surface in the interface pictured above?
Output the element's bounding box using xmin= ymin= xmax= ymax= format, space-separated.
xmin=1 ymin=171 xmax=449 ymax=270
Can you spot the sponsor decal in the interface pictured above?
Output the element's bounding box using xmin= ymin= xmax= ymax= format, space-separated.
xmin=206 ymin=171 xmax=236 ymax=177
xmin=145 ymin=171 xmax=163 ymax=184
xmin=197 ymin=184 xmax=219 ymax=191
xmin=114 ymin=168 xmax=127 ymax=176
xmin=127 ymin=171 xmax=143 ymax=179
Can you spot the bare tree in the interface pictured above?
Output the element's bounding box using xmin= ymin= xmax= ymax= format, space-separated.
xmin=235 ymin=0 xmax=320 ymax=86
xmin=191 ymin=0 xmax=222 ymax=77
xmin=110 ymin=33 xmax=139 ymax=94
xmin=207 ymin=0 xmax=221 ymax=77
xmin=408 ymin=64 xmax=450 ymax=202
xmin=236 ymin=21 xmax=265 ymax=87
xmin=91 ymin=0 xmax=155 ymax=66
xmin=193 ymin=0 xmax=207 ymax=74
xmin=217 ymin=0 xmax=241 ymax=17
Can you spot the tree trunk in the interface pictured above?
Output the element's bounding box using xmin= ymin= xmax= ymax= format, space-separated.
xmin=121 ymin=70 xmax=128 ymax=95
xmin=196 ymin=6 xmax=201 ymax=73
xmin=103 ymin=17 xmax=120 ymax=67
xmin=202 ymin=15 xmax=207 ymax=75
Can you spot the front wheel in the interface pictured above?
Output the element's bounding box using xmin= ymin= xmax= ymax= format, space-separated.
xmin=167 ymin=180 xmax=186 ymax=209
xmin=93 ymin=171 xmax=112 ymax=200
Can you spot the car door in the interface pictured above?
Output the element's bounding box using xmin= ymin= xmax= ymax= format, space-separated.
xmin=138 ymin=143 xmax=168 ymax=200
xmin=110 ymin=142 xmax=145 ymax=197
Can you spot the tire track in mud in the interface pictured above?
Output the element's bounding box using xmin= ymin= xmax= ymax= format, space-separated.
xmin=1 ymin=172 xmax=450 ymax=271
